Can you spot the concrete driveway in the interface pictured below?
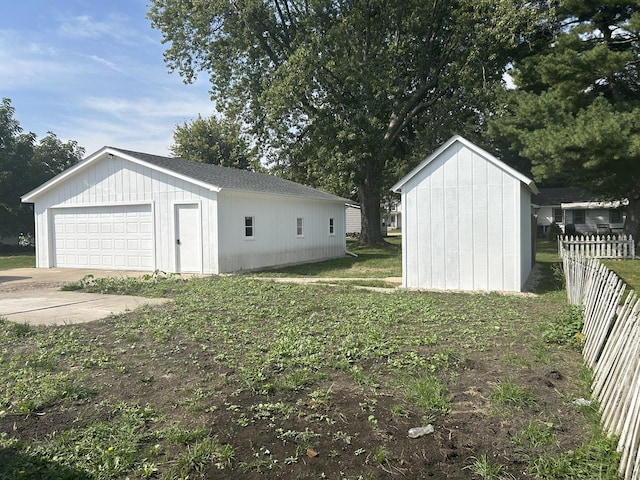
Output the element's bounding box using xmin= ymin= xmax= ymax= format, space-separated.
xmin=0 ymin=268 xmax=170 ymax=326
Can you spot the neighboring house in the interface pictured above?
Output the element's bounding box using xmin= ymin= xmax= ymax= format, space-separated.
xmin=384 ymin=198 xmax=402 ymax=230
xmin=21 ymin=147 xmax=348 ymax=274
xmin=533 ymin=187 xmax=626 ymax=236
xmin=345 ymin=204 xmax=388 ymax=237
xmin=391 ymin=135 xmax=538 ymax=293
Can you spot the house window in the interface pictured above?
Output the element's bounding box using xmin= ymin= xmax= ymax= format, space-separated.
xmin=610 ymin=209 xmax=623 ymax=224
xmin=244 ymin=216 xmax=255 ymax=238
xmin=329 ymin=217 xmax=335 ymax=235
xmin=573 ymin=209 xmax=586 ymax=224
xmin=296 ymin=217 xmax=304 ymax=237
xmin=552 ymin=208 xmax=563 ymax=224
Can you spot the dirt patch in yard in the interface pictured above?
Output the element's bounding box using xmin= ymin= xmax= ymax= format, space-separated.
xmin=0 ymin=277 xmax=601 ymax=479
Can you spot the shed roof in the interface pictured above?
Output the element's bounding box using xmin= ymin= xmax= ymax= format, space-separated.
xmin=390 ymin=135 xmax=538 ymax=194
xmin=22 ymin=147 xmax=348 ymax=203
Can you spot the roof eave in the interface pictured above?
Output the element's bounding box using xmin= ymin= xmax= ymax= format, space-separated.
xmin=21 ymin=147 xmax=222 ymax=203
xmin=390 ymin=135 xmax=538 ymax=195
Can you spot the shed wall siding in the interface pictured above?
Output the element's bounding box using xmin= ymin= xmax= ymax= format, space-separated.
xmin=520 ymin=185 xmax=532 ymax=287
xmin=345 ymin=205 xmax=361 ymax=234
xmin=402 ymin=143 xmax=525 ymax=292
xmin=32 ymin=156 xmax=220 ymax=274
xmin=216 ymin=191 xmax=346 ymax=272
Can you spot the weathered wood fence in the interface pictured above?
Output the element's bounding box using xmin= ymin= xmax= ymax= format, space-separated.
xmin=558 ymin=234 xmax=635 ymax=259
xmin=563 ymin=256 xmax=640 ymax=479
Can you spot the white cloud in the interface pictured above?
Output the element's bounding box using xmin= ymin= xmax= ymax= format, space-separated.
xmin=60 ymin=91 xmax=216 ymax=155
xmin=1 ymin=2 xmax=215 ymax=158
xmin=56 ymin=12 xmax=156 ymax=47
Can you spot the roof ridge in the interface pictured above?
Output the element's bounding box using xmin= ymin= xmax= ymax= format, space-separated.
xmin=109 ymin=147 xmax=348 ymax=202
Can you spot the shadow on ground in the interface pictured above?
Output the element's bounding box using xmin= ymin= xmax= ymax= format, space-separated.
xmin=0 ymin=448 xmax=91 ymax=479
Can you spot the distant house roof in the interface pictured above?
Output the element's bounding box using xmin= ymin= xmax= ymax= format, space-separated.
xmin=391 ymin=135 xmax=538 ymax=194
xmin=532 ymin=188 xmax=628 ymax=210
xmin=23 ymin=146 xmax=349 ymax=203
xmin=532 ymin=188 xmax=593 ymax=206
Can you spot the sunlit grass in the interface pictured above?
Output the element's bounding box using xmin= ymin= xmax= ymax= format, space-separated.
xmin=0 ymin=252 xmax=35 ymax=269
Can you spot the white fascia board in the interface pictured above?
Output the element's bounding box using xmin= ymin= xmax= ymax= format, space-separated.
xmin=391 ymin=135 xmax=539 ymax=195
xmin=21 ymin=147 xmax=221 ymax=203
xmin=22 ymin=146 xmax=111 ymax=202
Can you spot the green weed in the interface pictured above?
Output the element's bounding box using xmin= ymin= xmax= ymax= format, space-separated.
xmin=531 ymin=431 xmax=620 ymax=479
xmin=542 ymin=305 xmax=584 ymax=347
xmin=464 ymin=454 xmax=516 ymax=480
xmin=512 ymin=420 xmax=557 ymax=448
xmin=405 ymin=374 xmax=450 ymax=417
xmin=489 ymin=379 xmax=537 ymax=410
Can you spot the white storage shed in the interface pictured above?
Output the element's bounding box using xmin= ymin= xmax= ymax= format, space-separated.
xmin=391 ymin=135 xmax=538 ymax=292
xmin=21 ymin=147 xmax=347 ymax=274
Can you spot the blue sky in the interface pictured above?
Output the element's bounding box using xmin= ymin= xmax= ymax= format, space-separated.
xmin=1 ymin=0 xmax=213 ymax=156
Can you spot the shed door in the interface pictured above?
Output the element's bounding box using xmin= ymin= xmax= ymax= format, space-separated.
xmin=52 ymin=205 xmax=154 ymax=270
xmin=174 ymin=203 xmax=202 ymax=273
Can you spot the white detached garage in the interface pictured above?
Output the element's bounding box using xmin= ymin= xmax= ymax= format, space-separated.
xmin=22 ymin=147 xmax=347 ymax=274
xmin=391 ymin=135 xmax=538 ymax=292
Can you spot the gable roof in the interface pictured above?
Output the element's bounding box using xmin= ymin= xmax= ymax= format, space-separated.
xmin=390 ymin=135 xmax=538 ymax=194
xmin=22 ymin=146 xmax=348 ymax=203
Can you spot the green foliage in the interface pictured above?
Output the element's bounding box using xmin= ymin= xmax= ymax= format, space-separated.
xmin=147 ymin=0 xmax=545 ymax=244
xmin=531 ymin=431 xmax=621 ymax=480
xmin=546 ymin=222 xmax=563 ymax=241
xmin=0 ymin=98 xmax=84 ymax=237
xmin=171 ymin=114 xmax=258 ymax=170
xmin=464 ymin=454 xmax=516 ymax=480
xmin=486 ymin=1 xmax=640 ymax=235
xmin=404 ymin=374 xmax=450 ymax=417
xmin=0 ymin=253 xmax=616 ymax=477
xmin=489 ymin=379 xmax=537 ymax=410
xmin=32 ymin=402 xmax=159 ymax=480
xmin=61 ymin=271 xmax=188 ymax=296
xmin=512 ymin=420 xmax=557 ymax=448
xmin=542 ymin=305 xmax=584 ymax=348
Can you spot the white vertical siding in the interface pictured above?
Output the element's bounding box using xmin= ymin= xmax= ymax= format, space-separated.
xmin=216 ymin=190 xmax=346 ymax=272
xmin=32 ymin=155 xmax=220 ymax=274
xmin=401 ymin=142 xmax=529 ymax=292
xmin=520 ymin=185 xmax=532 ymax=287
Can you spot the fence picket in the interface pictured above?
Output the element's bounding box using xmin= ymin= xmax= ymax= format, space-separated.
xmin=558 ymin=234 xmax=635 ymax=260
xmin=563 ymin=257 xmax=640 ymax=480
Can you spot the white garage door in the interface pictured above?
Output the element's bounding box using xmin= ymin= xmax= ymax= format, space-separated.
xmin=52 ymin=205 xmax=154 ymax=270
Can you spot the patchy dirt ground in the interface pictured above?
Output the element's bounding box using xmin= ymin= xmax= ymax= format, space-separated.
xmin=3 ymin=332 xmax=587 ymax=478
xmin=1 ymin=275 xmax=595 ymax=480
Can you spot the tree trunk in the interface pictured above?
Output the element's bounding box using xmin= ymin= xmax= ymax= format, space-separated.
xmin=357 ymin=159 xmax=385 ymax=246
xmin=624 ymin=195 xmax=640 ymax=244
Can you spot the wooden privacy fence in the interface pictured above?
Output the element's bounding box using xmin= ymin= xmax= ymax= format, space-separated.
xmin=563 ymin=256 xmax=640 ymax=479
xmin=558 ymin=234 xmax=635 ymax=259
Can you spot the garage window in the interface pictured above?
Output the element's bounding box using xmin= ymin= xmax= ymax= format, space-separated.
xmin=296 ymin=217 xmax=304 ymax=237
xmin=244 ymin=216 xmax=255 ymax=238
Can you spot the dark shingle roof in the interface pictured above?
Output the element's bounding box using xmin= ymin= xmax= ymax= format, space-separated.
xmin=110 ymin=147 xmax=348 ymax=203
xmin=532 ymin=187 xmax=593 ymax=206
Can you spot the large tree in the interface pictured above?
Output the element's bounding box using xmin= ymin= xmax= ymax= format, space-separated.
xmin=149 ymin=0 xmax=542 ymax=244
xmin=0 ymin=98 xmax=84 ymax=240
xmin=486 ymin=1 xmax=640 ymax=238
xmin=172 ymin=114 xmax=259 ymax=170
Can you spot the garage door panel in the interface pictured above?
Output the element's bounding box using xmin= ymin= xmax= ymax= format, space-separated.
xmin=53 ymin=205 xmax=154 ymax=271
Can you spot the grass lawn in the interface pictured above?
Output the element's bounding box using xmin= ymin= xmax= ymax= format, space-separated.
xmin=0 ymin=251 xmax=35 ymax=270
xmin=0 ymin=239 xmax=620 ymax=479
xmin=250 ymin=236 xmax=402 ymax=279
xmin=602 ymin=259 xmax=640 ymax=293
